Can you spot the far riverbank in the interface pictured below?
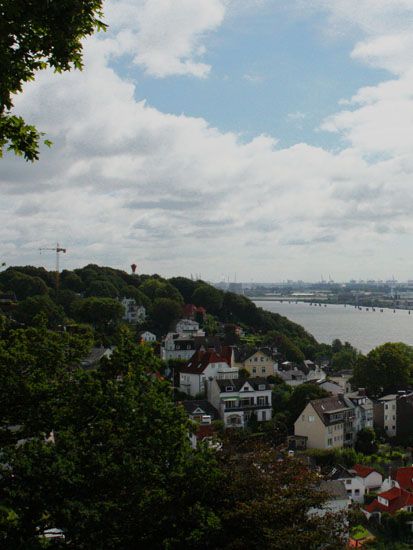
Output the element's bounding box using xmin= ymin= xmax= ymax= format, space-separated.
xmin=255 ymin=300 xmax=413 ymax=354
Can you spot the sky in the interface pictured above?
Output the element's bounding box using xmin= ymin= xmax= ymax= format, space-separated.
xmin=2 ymin=0 xmax=413 ymax=282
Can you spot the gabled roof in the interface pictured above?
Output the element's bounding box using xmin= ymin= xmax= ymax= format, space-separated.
xmin=352 ymin=464 xmax=379 ymax=479
xmin=365 ymin=487 xmax=413 ymax=515
xmin=392 ymin=467 xmax=413 ymax=492
xmin=329 ymin=465 xmax=354 ymax=481
xmin=310 ymin=396 xmax=352 ymax=426
xmin=181 ymin=400 xmax=219 ymax=420
xmin=318 ymin=480 xmax=349 ymax=501
xmin=215 ymin=377 xmax=269 ymax=392
xmin=180 ymin=348 xmax=232 ymax=374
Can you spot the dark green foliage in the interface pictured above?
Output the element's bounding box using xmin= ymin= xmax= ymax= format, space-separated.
xmin=355 ymin=428 xmax=378 ymax=455
xmin=86 ymin=279 xmax=119 ymax=298
xmin=168 ymin=277 xmax=200 ymax=303
xmin=1 ymin=0 xmax=106 ymax=160
xmin=60 ymin=271 xmax=84 ymax=292
xmin=0 ymin=269 xmax=49 ymax=299
xmin=352 ymin=343 xmax=413 ymax=395
xmin=71 ymin=296 xmax=124 ymax=329
xmin=151 ymin=298 xmax=182 ymax=334
xmin=14 ymin=295 xmax=65 ymax=327
xmin=192 ymin=284 xmax=223 ymax=315
xmin=140 ymin=278 xmax=184 ymax=303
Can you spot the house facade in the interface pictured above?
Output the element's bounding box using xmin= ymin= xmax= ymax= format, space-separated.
xmin=243 ymin=350 xmax=277 ymax=378
xmin=374 ymin=394 xmax=398 ymax=437
xmin=344 ymin=389 xmax=374 ymax=443
xmin=179 ymin=348 xmax=238 ymax=397
xmin=162 ymin=332 xmax=197 ymax=362
xmin=294 ymin=396 xmax=354 ymax=450
xmin=121 ymin=298 xmax=146 ymax=324
xmin=208 ymin=378 xmax=272 ymax=428
xmin=138 ymin=331 xmax=157 ymax=343
xmin=175 ymin=318 xmax=202 ymax=336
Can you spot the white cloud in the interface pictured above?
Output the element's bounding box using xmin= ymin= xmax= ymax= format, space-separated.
xmin=105 ymin=0 xmax=226 ymax=78
xmin=3 ymin=1 xmax=413 ymax=280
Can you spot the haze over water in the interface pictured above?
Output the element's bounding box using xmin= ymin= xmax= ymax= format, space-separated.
xmin=256 ymin=301 xmax=413 ymax=353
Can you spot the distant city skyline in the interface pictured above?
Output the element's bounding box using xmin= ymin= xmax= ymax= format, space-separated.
xmin=2 ymin=1 xmax=413 ymax=280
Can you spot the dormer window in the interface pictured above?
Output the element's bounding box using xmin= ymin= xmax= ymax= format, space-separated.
xmin=226 ymin=386 xmax=234 ymax=392
xmin=258 ymin=384 xmax=266 ymax=390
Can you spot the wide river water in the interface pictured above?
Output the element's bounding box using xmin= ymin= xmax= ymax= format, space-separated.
xmin=255 ymin=300 xmax=413 ymax=353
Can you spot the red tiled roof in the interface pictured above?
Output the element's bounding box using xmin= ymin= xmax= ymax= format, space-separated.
xmin=365 ymin=487 xmax=413 ymax=515
xmin=353 ymin=464 xmax=378 ymax=478
xmin=392 ymin=467 xmax=413 ymax=492
xmin=180 ymin=348 xmax=231 ymax=374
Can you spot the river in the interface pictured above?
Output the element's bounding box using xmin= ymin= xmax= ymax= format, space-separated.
xmin=255 ymin=301 xmax=413 ymax=353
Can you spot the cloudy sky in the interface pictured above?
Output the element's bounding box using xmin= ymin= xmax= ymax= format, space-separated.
xmin=2 ymin=0 xmax=413 ymax=282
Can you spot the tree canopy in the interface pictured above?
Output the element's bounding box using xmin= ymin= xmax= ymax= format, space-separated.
xmin=352 ymin=342 xmax=413 ymax=396
xmin=1 ymin=0 xmax=106 ymax=161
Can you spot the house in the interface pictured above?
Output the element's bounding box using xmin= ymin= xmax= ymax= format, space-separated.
xmin=181 ymin=400 xmax=219 ymax=422
xmin=121 ymin=297 xmax=146 ymax=324
xmin=381 ymin=466 xmax=413 ymax=494
xmin=328 ymin=464 xmax=382 ymax=503
xmin=207 ymin=377 xmax=272 ymax=428
xmin=310 ymin=480 xmax=351 ymax=516
xmin=344 ymin=389 xmax=374 ymax=444
xmin=352 ymin=464 xmax=382 ymax=492
xmin=181 ymin=400 xmax=220 ymax=449
xmin=276 ymin=361 xmax=325 ymax=387
xmin=317 ymin=380 xmax=346 ymax=395
xmin=243 ymin=349 xmax=277 ymax=378
xmin=396 ymin=392 xmax=413 ymax=440
xmin=294 ymin=395 xmax=354 ymax=449
xmin=363 ymin=487 xmax=413 ymax=521
xmin=374 ymin=394 xmax=398 ymax=437
xmin=175 ymin=318 xmax=204 ymax=337
xmin=179 ymin=348 xmax=237 ymax=397
xmin=162 ymin=333 xmax=197 ymax=361
xmin=138 ymin=331 xmax=157 ymax=343
xmin=329 ymin=372 xmax=353 ymax=393
xmin=328 ymin=465 xmax=366 ymax=503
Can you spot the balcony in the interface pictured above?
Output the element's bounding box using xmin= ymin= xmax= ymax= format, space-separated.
xmin=224 ymin=403 xmax=272 ymax=412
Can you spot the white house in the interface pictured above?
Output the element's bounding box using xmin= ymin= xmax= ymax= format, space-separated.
xmin=374 ymin=394 xmax=398 ymax=437
xmin=121 ymin=297 xmax=146 ymax=324
xmin=207 ymin=377 xmax=272 ymax=428
xmin=328 ymin=464 xmax=382 ymax=503
xmin=138 ymin=331 xmax=157 ymax=343
xmin=175 ymin=318 xmax=204 ymax=337
xmin=179 ymin=348 xmax=237 ymax=397
xmin=344 ymin=389 xmax=374 ymax=440
xmin=162 ymin=333 xmax=197 ymax=361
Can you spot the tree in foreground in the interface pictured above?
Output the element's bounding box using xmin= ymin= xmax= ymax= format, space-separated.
xmin=0 ymin=322 xmax=346 ymax=549
xmin=1 ymin=0 xmax=106 ymax=161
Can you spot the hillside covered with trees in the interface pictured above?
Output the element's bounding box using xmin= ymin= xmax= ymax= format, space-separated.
xmin=0 ymin=264 xmax=319 ymax=358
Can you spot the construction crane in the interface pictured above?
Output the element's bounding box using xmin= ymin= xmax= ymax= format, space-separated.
xmin=39 ymin=243 xmax=67 ymax=292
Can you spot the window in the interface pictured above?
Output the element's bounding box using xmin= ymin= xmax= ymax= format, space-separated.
xmin=345 ymin=479 xmax=351 ymax=485
xmin=262 ymin=411 xmax=267 ymax=421
xmin=225 ymin=386 xmax=234 ymax=392
xmin=253 ymin=367 xmax=257 ymax=374
xmin=308 ymin=415 xmax=315 ymax=423
xmin=327 ymin=438 xmax=333 ymax=447
xmin=261 ymin=367 xmax=266 ymax=373
xmin=355 ymin=489 xmax=360 ymax=496
xmin=258 ymin=384 xmax=266 ymax=390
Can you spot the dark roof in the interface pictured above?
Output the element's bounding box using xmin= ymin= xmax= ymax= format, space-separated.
xmin=318 ymin=480 xmax=348 ymax=501
xmin=310 ymin=396 xmax=352 ymax=426
xmin=180 ymin=348 xmax=232 ymax=374
xmin=181 ymin=400 xmax=219 ymax=420
xmin=215 ymin=377 xmax=269 ymax=392
xmin=329 ymin=465 xmax=354 ymax=481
